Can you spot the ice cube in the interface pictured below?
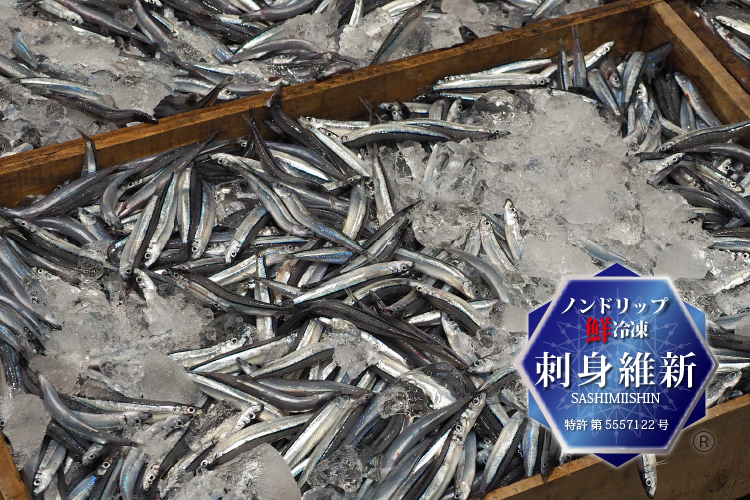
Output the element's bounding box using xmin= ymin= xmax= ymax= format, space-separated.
xmin=654 ymin=245 xmax=708 ymax=281
xmin=441 ymin=0 xmax=482 ymax=22
xmin=1 ymin=394 xmax=49 ymax=469
xmin=308 ymin=445 xmax=364 ymax=492
xmin=324 ymin=319 xmax=373 ymax=379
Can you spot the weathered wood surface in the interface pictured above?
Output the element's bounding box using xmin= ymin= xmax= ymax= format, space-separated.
xmin=488 ymin=394 xmax=750 ymax=500
xmin=3 ymin=1 xmax=750 ymax=499
xmin=646 ymin=0 xmax=750 ymax=126
xmin=667 ymin=0 xmax=750 ymax=97
xmin=0 ymin=0 xmax=659 ymax=208
xmin=0 ymin=437 xmax=29 ymax=500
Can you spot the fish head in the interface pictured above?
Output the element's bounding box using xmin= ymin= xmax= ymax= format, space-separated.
xmin=65 ymin=12 xmax=84 ymax=24
xmin=459 ymin=26 xmax=479 ymax=43
xmin=467 ymin=357 xmax=490 ymax=373
xmin=123 ymin=411 xmax=150 ymax=427
xmin=468 ymin=392 xmax=487 ymax=414
xmin=211 ymin=153 xmax=231 ymax=166
xmin=320 ymin=127 xmax=340 ymax=139
xmin=297 ymin=117 xmax=313 ymax=130
xmin=33 ymin=471 xmax=53 ymax=495
xmin=715 ymin=16 xmax=732 ymax=29
xmin=97 ymin=454 xmax=117 ymax=474
xmin=390 ymin=260 xmax=413 ymax=274
xmin=177 ymin=405 xmax=198 ymax=417
xmin=11 ymin=218 xmax=33 ymax=233
xmin=83 ymin=447 xmax=101 ymax=466
xmin=218 ymin=89 xmax=235 ymax=100
xmin=638 ymin=461 xmax=657 ymax=499
xmin=503 ymin=199 xmax=518 ymax=223
xmin=461 ymin=281 xmax=479 ymax=300
xmin=272 ymin=183 xmax=294 ymax=199
xmin=225 ymin=242 xmax=240 ymax=263
xmin=479 ymin=216 xmax=494 ymax=236
xmin=143 ymin=464 xmax=160 ymax=490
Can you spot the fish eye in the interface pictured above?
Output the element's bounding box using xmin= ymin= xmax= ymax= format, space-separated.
xmin=401 ymin=265 xmax=408 ymax=271
xmin=472 ymin=396 xmax=481 ymax=405
xmin=144 ymin=253 xmax=152 ymax=260
xmin=102 ymin=461 xmax=110 ymax=468
xmin=33 ymin=479 xmax=41 ymax=486
xmin=646 ymin=479 xmax=653 ymax=486
xmin=230 ymin=251 xmax=237 ymax=257
xmin=231 ymin=337 xmax=238 ymax=343
xmin=187 ymin=407 xmax=196 ymax=414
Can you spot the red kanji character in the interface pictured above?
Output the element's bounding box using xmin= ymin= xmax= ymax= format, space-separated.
xmin=586 ymin=317 xmax=600 ymax=343
xmin=601 ymin=317 xmax=613 ymax=343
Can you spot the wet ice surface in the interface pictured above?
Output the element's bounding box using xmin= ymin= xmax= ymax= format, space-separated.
xmin=169 ymin=443 xmax=301 ymax=500
xmin=0 ymin=0 xmax=602 ymax=153
xmin=0 ymin=0 xmax=174 ymax=148
xmin=324 ymin=318 xmax=373 ymax=379
xmin=16 ymin=271 xmax=212 ymax=403
xmin=2 ymin=56 xmax=745 ymax=496
xmin=379 ymin=88 xmax=736 ymax=319
xmin=0 ymin=393 xmax=49 ymax=467
xmin=0 ymin=273 xmax=211 ymax=464
xmin=308 ymin=445 xmax=364 ymax=492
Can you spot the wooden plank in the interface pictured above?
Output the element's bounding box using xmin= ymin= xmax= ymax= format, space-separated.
xmin=0 ymin=2 xmax=749 ymax=499
xmin=486 ymin=10 xmax=750 ymax=498
xmin=643 ymin=1 xmax=750 ymax=126
xmin=0 ymin=437 xmax=29 ymax=500
xmin=487 ymin=394 xmax=750 ymax=500
xmin=667 ymin=0 xmax=750 ymax=96
xmin=0 ymin=0 xmax=659 ymax=208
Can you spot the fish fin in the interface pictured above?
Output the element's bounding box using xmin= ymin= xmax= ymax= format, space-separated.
xmin=263 ymin=83 xmax=284 ymax=108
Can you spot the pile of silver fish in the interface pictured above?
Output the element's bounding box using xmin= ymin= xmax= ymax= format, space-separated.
xmin=694 ymin=1 xmax=750 ymax=63
xmin=4 ymin=27 xmax=750 ymax=500
xmin=0 ymin=0 xmax=603 ymax=154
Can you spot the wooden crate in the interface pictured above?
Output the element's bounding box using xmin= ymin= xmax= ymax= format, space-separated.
xmin=489 ymin=395 xmax=750 ymax=500
xmin=667 ymin=0 xmax=750 ymax=97
xmin=2 ymin=0 xmax=750 ymax=499
xmin=1 ymin=0 xmax=750 ymax=209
